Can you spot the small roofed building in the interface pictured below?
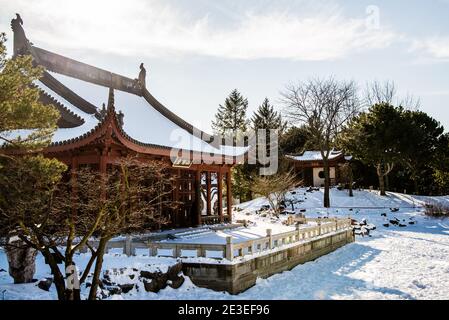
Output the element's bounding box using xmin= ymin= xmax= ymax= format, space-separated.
xmin=4 ymin=15 xmax=247 ymax=229
xmin=286 ymin=150 xmax=350 ymax=187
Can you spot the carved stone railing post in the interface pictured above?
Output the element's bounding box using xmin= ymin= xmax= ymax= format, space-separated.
xmin=225 ymin=236 xmax=233 ymax=261
xmin=124 ymin=236 xmax=135 ymax=256
xmin=267 ymin=229 xmax=273 ymax=249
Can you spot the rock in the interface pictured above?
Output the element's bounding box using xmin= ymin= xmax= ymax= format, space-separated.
xmin=119 ymin=284 xmax=134 ymax=294
xmin=143 ymin=279 xmax=159 ymax=293
xmin=5 ymin=240 xmax=38 ymax=283
xmin=129 ymin=274 xmax=135 ymax=280
xmin=167 ymin=263 xmax=183 ymax=281
xmin=168 ymin=276 xmax=185 ymax=289
xmin=140 ymin=270 xmax=159 ymax=280
xmin=101 ymin=277 xmax=114 ymax=286
xmin=37 ymin=278 xmax=53 ymax=291
xmin=104 ymin=285 xmax=122 ymax=295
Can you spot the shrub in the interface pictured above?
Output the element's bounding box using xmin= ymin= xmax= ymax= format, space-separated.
xmin=424 ymin=202 xmax=449 ymax=217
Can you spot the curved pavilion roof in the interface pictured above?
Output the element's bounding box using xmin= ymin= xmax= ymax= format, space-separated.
xmin=5 ymin=17 xmax=247 ymax=160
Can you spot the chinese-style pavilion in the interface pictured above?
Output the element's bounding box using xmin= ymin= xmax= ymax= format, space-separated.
xmin=8 ymin=15 xmax=246 ymax=228
xmin=286 ymin=151 xmax=350 ymax=187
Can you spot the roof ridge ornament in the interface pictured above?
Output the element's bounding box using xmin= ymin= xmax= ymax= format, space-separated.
xmin=107 ymin=87 xmax=115 ymax=110
xmin=11 ymin=13 xmax=28 ymax=56
xmin=138 ymin=63 xmax=146 ymax=89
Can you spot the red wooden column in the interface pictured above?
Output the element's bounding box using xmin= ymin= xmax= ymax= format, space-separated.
xmin=226 ymin=170 xmax=232 ymax=223
xmin=170 ymin=170 xmax=178 ymax=227
xmin=206 ymin=172 xmax=211 ymax=216
xmin=195 ymin=170 xmax=202 ymax=226
xmin=218 ymin=171 xmax=223 ymax=222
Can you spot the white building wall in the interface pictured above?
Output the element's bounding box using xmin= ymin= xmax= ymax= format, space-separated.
xmin=312 ymin=167 xmax=336 ymax=187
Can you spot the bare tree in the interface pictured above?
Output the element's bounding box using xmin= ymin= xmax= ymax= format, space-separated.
xmin=365 ymin=80 xmax=421 ymax=110
xmin=281 ymin=77 xmax=360 ymax=207
xmin=0 ymin=156 xmax=177 ymax=300
xmin=252 ymin=171 xmax=298 ymax=216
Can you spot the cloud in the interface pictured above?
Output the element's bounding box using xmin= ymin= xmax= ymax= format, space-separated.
xmin=0 ymin=0 xmax=397 ymax=61
xmin=411 ymin=37 xmax=449 ymax=60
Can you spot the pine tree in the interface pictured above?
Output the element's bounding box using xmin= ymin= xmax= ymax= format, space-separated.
xmin=251 ymin=98 xmax=284 ymax=131
xmin=212 ymin=90 xmax=251 ymax=202
xmin=0 ymin=33 xmax=59 ymax=150
xmin=212 ymin=89 xmax=249 ymax=136
xmin=0 ymin=34 xmax=62 ymax=285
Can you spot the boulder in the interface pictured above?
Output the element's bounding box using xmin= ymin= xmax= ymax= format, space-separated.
xmin=142 ymin=272 xmax=168 ymax=293
xmin=140 ymin=270 xmax=159 ymax=280
xmin=389 ymin=220 xmax=399 ymax=226
xmin=167 ymin=263 xmax=183 ymax=281
xmin=37 ymin=277 xmax=53 ymax=291
xmin=168 ymin=276 xmax=185 ymax=289
xmin=107 ymin=285 xmax=122 ymax=295
xmin=5 ymin=240 xmax=38 ymax=283
xmin=119 ymin=284 xmax=134 ymax=294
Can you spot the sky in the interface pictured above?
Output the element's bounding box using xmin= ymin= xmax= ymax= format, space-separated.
xmin=1 ymin=0 xmax=449 ymax=133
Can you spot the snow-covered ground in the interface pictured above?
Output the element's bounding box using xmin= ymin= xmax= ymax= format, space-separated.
xmin=1 ymin=188 xmax=449 ymax=300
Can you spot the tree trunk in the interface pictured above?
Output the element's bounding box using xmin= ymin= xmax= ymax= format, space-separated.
xmin=88 ymin=237 xmax=108 ymax=300
xmin=412 ymin=172 xmax=419 ymax=195
xmin=348 ymin=164 xmax=354 ymax=197
xmin=323 ymin=160 xmax=330 ymax=208
xmin=64 ymin=254 xmax=81 ymax=301
xmin=5 ymin=240 xmax=37 ymax=284
xmin=377 ymin=165 xmax=386 ymax=196
xmin=41 ymin=249 xmax=66 ymax=300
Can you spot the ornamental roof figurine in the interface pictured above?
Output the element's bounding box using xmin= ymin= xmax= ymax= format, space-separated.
xmin=10 ymin=13 xmax=27 ymax=55
xmin=138 ymin=63 xmax=146 ymax=89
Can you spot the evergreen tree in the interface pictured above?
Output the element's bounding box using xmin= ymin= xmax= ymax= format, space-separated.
xmin=341 ymin=103 xmax=406 ymax=195
xmin=279 ymin=125 xmax=311 ymax=156
xmin=0 ymin=33 xmax=59 ymax=150
xmin=212 ymin=90 xmax=251 ymax=202
xmin=251 ymin=98 xmax=284 ymax=131
xmin=212 ymin=89 xmax=249 ymax=136
xmin=400 ymin=110 xmax=445 ymax=194
xmin=0 ymin=34 xmax=62 ymax=285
